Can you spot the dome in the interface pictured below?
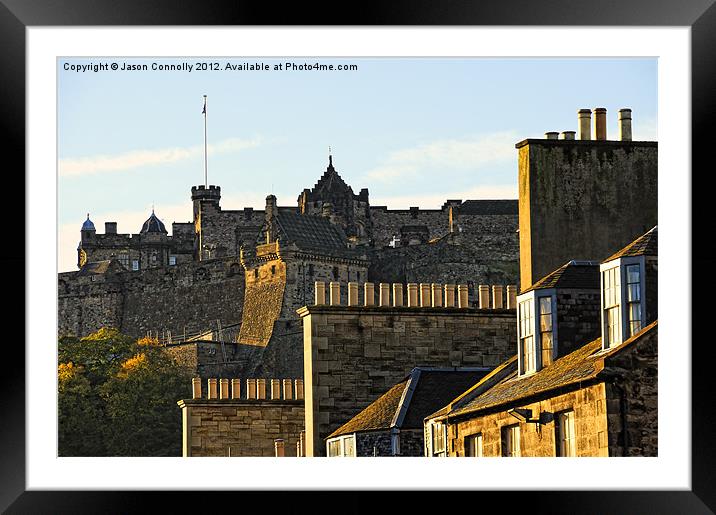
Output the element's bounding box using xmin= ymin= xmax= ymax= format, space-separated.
xmin=140 ymin=210 xmax=168 ymax=235
xmin=81 ymin=213 xmax=95 ymax=231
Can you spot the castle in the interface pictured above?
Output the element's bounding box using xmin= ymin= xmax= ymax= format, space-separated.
xmin=59 ymin=152 xmax=520 ymax=378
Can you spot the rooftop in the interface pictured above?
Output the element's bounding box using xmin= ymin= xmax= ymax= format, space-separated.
xmin=603 ymin=226 xmax=658 ymax=262
xmin=428 ymin=320 xmax=657 ymax=421
xmin=328 ymin=367 xmax=490 ymax=438
xmin=521 ymin=260 xmax=600 ymax=294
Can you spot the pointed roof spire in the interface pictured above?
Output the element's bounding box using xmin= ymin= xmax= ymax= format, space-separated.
xmin=327 ymin=146 xmax=334 ymax=171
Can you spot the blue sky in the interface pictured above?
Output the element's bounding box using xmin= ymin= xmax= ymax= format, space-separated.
xmin=58 ymin=57 xmax=657 ymax=271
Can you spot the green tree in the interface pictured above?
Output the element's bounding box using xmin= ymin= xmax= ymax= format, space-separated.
xmin=58 ymin=362 xmax=107 ymax=456
xmin=58 ymin=328 xmax=192 ymax=457
xmin=101 ymin=348 xmax=191 ymax=456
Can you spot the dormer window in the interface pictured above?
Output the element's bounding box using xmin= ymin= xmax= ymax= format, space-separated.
xmin=600 ymin=257 xmax=645 ymax=349
xmin=518 ymin=299 xmax=536 ymax=374
xmin=517 ymin=291 xmax=557 ymax=376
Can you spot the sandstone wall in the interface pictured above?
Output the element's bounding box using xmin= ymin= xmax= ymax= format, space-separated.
xmin=518 ymin=140 xmax=658 ymax=290
xmin=444 ymin=383 xmax=610 ymax=457
xmin=299 ymin=303 xmax=517 ymax=456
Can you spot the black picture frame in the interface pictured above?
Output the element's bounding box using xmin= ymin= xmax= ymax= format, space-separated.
xmin=3 ymin=1 xmax=712 ymax=512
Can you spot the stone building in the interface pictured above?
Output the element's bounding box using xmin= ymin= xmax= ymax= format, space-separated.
xmin=325 ymin=367 xmax=491 ymax=457
xmin=78 ymin=210 xmax=195 ymax=270
xmin=297 ymin=280 xmax=518 ymax=457
xmin=517 ymin=108 xmax=657 ymax=290
xmin=59 ymin=153 xmax=520 ymax=383
xmin=177 ymin=376 xmax=305 ymax=457
xmin=424 ymin=227 xmax=658 ymax=458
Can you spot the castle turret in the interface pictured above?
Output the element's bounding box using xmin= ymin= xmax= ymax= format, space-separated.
xmin=191 ymin=185 xmax=221 ymax=261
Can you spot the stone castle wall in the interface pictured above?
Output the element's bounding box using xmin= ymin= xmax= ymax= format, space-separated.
xmin=298 ymin=296 xmax=517 ymax=456
xmin=58 ymin=257 xmax=246 ymax=338
xmin=369 ymin=206 xmax=449 ymax=247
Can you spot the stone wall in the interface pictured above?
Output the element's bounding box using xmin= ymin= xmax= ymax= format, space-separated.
xmin=368 ymin=220 xmax=519 ymax=290
xmin=435 ymin=324 xmax=658 ymax=458
xmin=644 ymin=256 xmax=658 ymax=325
xmin=518 ymin=139 xmax=658 ymax=290
xmin=58 ymin=256 xmax=246 ymax=338
xmin=356 ymin=431 xmax=392 ymax=457
xmin=555 ymin=289 xmax=601 ymax=358
xmin=238 ymin=258 xmax=286 ymax=346
xmin=178 ymin=376 xmax=305 ymax=457
xmin=299 ymin=302 xmax=517 ymax=456
xmin=443 ymin=383 xmax=610 ymax=457
xmin=179 ymin=400 xmax=305 ymax=457
xmin=198 ymin=201 xmax=266 ymax=258
xmin=370 ymin=207 xmax=449 ymax=247
xmin=604 ymin=324 xmax=658 ymax=457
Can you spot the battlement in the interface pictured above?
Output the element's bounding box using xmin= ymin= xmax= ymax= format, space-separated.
xmin=190 ymin=377 xmax=305 ymax=401
xmin=305 ymin=280 xmax=517 ymax=310
xmin=191 ymin=184 xmax=222 ymax=202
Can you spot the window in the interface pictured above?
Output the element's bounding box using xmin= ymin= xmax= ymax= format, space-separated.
xmin=326 ymin=435 xmax=356 ymax=457
xmin=557 ymin=411 xmax=576 ymax=457
xmin=625 ymin=264 xmax=642 ymax=336
xmin=602 ymin=266 xmax=621 ymax=347
xmin=502 ymin=424 xmax=521 ymax=457
xmin=131 ymin=259 xmax=140 ymax=271
xmin=465 ymin=433 xmax=483 ymax=457
xmin=519 ymin=299 xmax=536 ymax=374
xmin=118 ymin=253 xmax=129 ymax=269
xmin=539 ymin=296 xmax=554 ymax=366
xmin=432 ymin=421 xmax=446 ymax=457
xmin=169 ymin=255 xmax=177 ymax=266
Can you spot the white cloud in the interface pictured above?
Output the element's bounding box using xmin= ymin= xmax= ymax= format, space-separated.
xmin=59 ymin=136 xmax=261 ymax=178
xmin=363 ymin=131 xmax=518 ymax=183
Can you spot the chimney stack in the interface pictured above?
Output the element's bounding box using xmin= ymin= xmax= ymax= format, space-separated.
xmin=593 ymin=107 xmax=607 ymax=140
xmin=265 ymin=195 xmax=277 ymax=243
xmin=577 ymin=109 xmax=592 ymax=140
xmin=618 ymin=108 xmax=633 ymax=141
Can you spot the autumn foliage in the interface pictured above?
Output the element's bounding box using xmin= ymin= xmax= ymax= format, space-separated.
xmin=58 ymin=328 xmax=191 ymax=457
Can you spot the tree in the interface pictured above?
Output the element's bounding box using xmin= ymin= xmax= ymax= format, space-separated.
xmin=58 ymin=328 xmax=192 ymax=457
xmin=58 ymin=362 xmax=107 ymax=456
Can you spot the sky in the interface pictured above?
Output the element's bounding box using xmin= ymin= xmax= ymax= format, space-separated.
xmin=58 ymin=57 xmax=657 ymax=272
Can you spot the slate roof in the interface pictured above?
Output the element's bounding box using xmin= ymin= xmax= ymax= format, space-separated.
xmin=81 ymin=214 xmax=95 ymax=231
xmin=428 ymin=321 xmax=658 ymax=420
xmin=327 ymin=368 xmax=490 ymax=438
xmin=521 ymin=260 xmax=600 ymax=293
xmin=305 ymin=156 xmax=360 ymax=201
xmin=276 ymin=211 xmax=352 ymax=255
xmin=140 ymin=211 xmax=168 ymax=235
xmin=76 ymin=260 xmax=124 ymax=276
xmin=603 ymin=226 xmax=658 ymax=262
xmin=459 ymin=200 xmax=518 ymax=215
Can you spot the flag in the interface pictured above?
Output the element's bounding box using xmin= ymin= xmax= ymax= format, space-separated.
xmin=202 ymin=98 xmax=206 ymax=115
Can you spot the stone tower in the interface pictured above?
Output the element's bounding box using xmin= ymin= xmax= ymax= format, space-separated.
xmin=297 ymin=154 xmax=372 ymax=244
xmin=191 ymin=185 xmax=221 ymax=260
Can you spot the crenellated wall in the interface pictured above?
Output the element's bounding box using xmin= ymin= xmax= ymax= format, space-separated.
xmin=298 ymin=280 xmax=518 ymax=456
xmin=178 ymin=376 xmax=305 ymax=457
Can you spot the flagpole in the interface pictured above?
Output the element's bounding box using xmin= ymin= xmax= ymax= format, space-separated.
xmin=203 ymin=95 xmax=208 ymax=188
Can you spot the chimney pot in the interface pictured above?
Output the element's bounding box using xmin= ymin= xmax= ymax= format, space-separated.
xmin=593 ymin=107 xmax=607 ymax=140
xmin=544 ymin=132 xmax=559 ymax=140
xmin=577 ymin=109 xmax=592 ymax=140
xmin=560 ymin=131 xmax=576 ymax=140
xmin=618 ymin=108 xmax=633 ymax=141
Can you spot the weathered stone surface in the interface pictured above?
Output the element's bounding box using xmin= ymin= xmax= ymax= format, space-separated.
xmin=179 ymin=399 xmax=304 ymax=457
xmin=301 ymin=305 xmax=516 ymax=456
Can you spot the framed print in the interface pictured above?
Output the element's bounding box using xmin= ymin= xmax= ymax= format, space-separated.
xmin=3 ymin=0 xmax=713 ymax=512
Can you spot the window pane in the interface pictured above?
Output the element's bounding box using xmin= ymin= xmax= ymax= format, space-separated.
xmin=626 ymin=264 xmax=640 ymax=284
xmin=540 ymin=313 xmax=552 ymax=332
xmin=627 ymin=284 xmax=640 ymax=302
xmin=344 ymin=436 xmax=355 ymax=457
